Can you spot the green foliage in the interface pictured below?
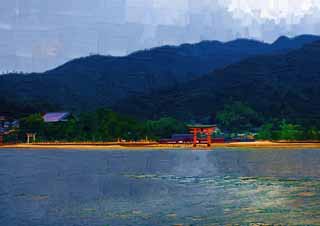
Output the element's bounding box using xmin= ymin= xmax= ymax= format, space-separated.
xmin=77 ymin=109 xmax=143 ymax=141
xmin=20 ymin=114 xmax=45 ymax=134
xmin=216 ymin=102 xmax=263 ymax=132
xmin=142 ymin=117 xmax=187 ymax=140
xmin=304 ymin=127 xmax=320 ymax=140
xmin=256 ymin=120 xmax=320 ymax=141
xmin=256 ymin=123 xmax=275 ymax=140
xmin=3 ymin=131 xmax=20 ymax=143
xmin=13 ymin=109 xmax=320 ymax=142
xmin=15 ymin=109 xmax=186 ymax=142
xmin=2 ymin=36 xmax=320 ymax=128
xmin=278 ymin=121 xmax=303 ymax=140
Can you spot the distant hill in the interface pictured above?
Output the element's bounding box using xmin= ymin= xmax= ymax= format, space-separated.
xmin=0 ymin=35 xmax=320 ymax=113
xmin=114 ymin=40 xmax=320 ymax=126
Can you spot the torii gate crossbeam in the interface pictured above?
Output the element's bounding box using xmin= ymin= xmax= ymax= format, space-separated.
xmin=188 ymin=125 xmax=216 ymax=147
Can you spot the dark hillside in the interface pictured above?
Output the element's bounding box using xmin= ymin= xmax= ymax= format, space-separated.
xmin=114 ymin=40 xmax=320 ymax=126
xmin=1 ymin=35 xmax=319 ymax=112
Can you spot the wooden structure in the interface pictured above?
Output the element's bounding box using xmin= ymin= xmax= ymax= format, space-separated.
xmin=188 ymin=124 xmax=216 ymax=147
xmin=26 ymin=133 xmax=36 ymax=144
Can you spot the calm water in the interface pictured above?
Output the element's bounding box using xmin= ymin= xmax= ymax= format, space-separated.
xmin=1 ymin=148 xmax=320 ymax=226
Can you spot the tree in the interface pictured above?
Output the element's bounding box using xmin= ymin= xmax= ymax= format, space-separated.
xmin=216 ymin=102 xmax=262 ymax=132
xmin=278 ymin=120 xmax=302 ymax=140
xmin=20 ymin=114 xmax=45 ymax=134
xmin=303 ymin=127 xmax=320 ymax=140
xmin=19 ymin=114 xmax=45 ymax=142
xmin=257 ymin=123 xmax=274 ymax=140
xmin=142 ymin=117 xmax=187 ymax=140
xmin=16 ymin=109 xmax=187 ymax=142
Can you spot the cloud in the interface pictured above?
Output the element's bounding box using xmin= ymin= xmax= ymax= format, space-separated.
xmin=1 ymin=0 xmax=320 ymax=72
xmin=227 ymin=0 xmax=315 ymax=22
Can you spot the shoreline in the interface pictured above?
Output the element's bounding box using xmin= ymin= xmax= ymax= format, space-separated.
xmin=1 ymin=141 xmax=320 ymax=150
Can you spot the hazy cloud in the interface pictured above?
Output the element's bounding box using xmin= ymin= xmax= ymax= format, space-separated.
xmin=1 ymin=0 xmax=320 ymax=72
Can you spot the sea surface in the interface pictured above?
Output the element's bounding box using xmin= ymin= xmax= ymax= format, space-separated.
xmin=1 ymin=148 xmax=320 ymax=226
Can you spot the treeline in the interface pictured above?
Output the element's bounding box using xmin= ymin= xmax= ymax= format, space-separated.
xmin=8 ymin=109 xmax=186 ymax=142
xmin=256 ymin=121 xmax=320 ymax=140
xmin=4 ymin=103 xmax=320 ymax=143
xmin=216 ymin=102 xmax=320 ymax=140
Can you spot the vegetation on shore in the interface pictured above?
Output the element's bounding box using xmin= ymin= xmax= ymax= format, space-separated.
xmin=216 ymin=102 xmax=320 ymax=141
xmin=5 ymin=109 xmax=186 ymax=143
xmin=4 ymin=103 xmax=320 ymax=144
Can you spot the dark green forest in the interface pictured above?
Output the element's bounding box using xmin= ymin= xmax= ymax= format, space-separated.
xmin=5 ymin=109 xmax=186 ymax=143
xmin=2 ymin=36 xmax=320 ymax=143
xmin=4 ymin=104 xmax=320 ymax=143
xmin=215 ymin=102 xmax=320 ymax=140
xmin=0 ymin=35 xmax=318 ymax=112
xmin=114 ymin=40 xmax=320 ymax=128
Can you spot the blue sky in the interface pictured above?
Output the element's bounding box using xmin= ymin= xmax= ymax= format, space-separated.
xmin=1 ymin=0 xmax=320 ymax=72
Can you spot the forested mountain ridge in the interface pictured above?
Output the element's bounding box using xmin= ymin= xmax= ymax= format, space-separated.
xmin=113 ymin=40 xmax=320 ymax=127
xmin=1 ymin=35 xmax=319 ymax=113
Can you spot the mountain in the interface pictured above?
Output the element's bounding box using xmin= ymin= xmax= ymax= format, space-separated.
xmin=0 ymin=35 xmax=320 ymax=113
xmin=113 ymin=40 xmax=320 ymax=126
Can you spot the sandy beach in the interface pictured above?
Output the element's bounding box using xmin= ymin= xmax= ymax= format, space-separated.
xmin=1 ymin=141 xmax=320 ymax=150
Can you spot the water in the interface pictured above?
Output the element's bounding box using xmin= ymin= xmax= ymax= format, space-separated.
xmin=1 ymin=148 xmax=320 ymax=225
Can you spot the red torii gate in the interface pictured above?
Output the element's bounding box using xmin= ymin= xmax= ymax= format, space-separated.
xmin=188 ymin=124 xmax=216 ymax=147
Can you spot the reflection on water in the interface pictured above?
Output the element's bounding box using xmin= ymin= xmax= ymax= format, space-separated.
xmin=0 ymin=148 xmax=320 ymax=225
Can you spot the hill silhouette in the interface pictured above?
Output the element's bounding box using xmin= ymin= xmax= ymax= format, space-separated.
xmin=114 ymin=40 xmax=320 ymax=126
xmin=1 ymin=35 xmax=319 ymax=113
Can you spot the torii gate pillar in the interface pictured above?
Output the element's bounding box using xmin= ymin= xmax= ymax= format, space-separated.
xmin=188 ymin=125 xmax=216 ymax=148
xmin=26 ymin=133 xmax=36 ymax=144
xmin=193 ymin=128 xmax=197 ymax=147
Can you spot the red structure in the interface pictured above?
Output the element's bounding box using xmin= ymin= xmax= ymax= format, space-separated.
xmin=188 ymin=124 xmax=216 ymax=147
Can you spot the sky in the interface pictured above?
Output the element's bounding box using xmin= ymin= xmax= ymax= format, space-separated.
xmin=1 ymin=0 xmax=320 ymax=73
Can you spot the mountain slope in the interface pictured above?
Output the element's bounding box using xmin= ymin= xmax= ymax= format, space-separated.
xmin=1 ymin=35 xmax=320 ymax=112
xmin=113 ymin=40 xmax=320 ymax=125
